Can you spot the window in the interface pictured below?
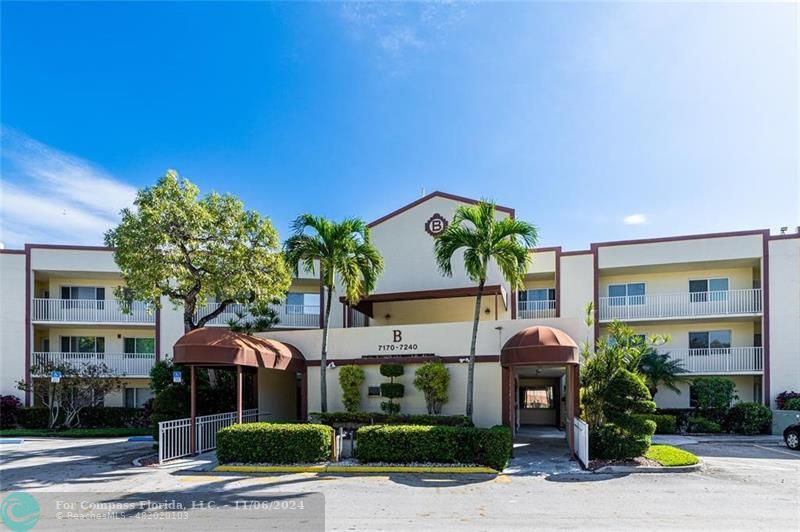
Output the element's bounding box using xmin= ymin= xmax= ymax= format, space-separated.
xmin=60 ymin=336 xmax=105 ymax=353
xmin=124 ymin=387 xmax=154 ymax=408
xmin=608 ymin=283 xmax=645 ymax=305
xmin=124 ymin=337 xmax=155 ymax=354
xmin=61 ymin=286 xmax=105 ymax=309
xmin=688 ymin=330 xmax=731 ymax=351
xmin=519 ymin=385 xmax=554 ymax=409
xmin=286 ymin=292 xmax=318 ymax=314
xmin=689 ymin=278 xmax=728 ymax=302
xmin=518 ymin=288 xmax=556 ymax=309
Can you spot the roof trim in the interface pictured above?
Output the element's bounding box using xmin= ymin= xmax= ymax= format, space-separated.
xmin=590 ymin=229 xmax=768 ymax=249
xmin=367 ymin=191 xmax=515 ymax=228
xmin=26 ymin=243 xmax=113 ymax=251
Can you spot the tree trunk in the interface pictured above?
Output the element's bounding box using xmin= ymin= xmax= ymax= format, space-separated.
xmin=320 ymin=285 xmax=333 ymax=413
xmin=466 ymin=280 xmax=485 ymax=420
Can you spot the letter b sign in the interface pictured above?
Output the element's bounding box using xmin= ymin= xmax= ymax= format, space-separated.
xmin=393 ymin=330 xmax=402 ymax=343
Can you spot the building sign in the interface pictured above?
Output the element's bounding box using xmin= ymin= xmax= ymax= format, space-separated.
xmin=425 ymin=213 xmax=449 ymax=237
xmin=377 ymin=329 xmax=419 ymax=352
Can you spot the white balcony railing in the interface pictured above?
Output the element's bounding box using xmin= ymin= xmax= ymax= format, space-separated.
xmin=598 ymin=289 xmax=762 ymax=322
xmin=32 ymin=298 xmax=154 ymax=324
xmin=659 ymin=347 xmax=763 ymax=374
xmin=195 ymin=303 xmax=320 ymax=328
xmin=32 ymin=352 xmax=156 ymax=377
xmin=517 ymin=300 xmax=557 ymax=320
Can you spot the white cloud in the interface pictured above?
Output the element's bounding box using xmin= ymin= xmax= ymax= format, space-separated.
xmin=379 ymin=26 xmax=424 ymax=53
xmin=623 ymin=213 xmax=648 ymax=225
xmin=0 ymin=127 xmax=136 ymax=247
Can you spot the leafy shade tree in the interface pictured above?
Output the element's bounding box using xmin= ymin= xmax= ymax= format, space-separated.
xmin=338 ymin=365 xmax=366 ymax=413
xmin=284 ymin=215 xmax=384 ymax=412
xmin=105 ymin=171 xmax=291 ymax=332
xmin=413 ymin=361 xmax=450 ymax=414
xmin=433 ymin=201 xmax=537 ymax=420
xmin=639 ymin=349 xmax=687 ymax=398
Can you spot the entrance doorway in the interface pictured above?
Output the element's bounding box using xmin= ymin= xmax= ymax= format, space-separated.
xmin=514 ymin=366 xmax=566 ymax=434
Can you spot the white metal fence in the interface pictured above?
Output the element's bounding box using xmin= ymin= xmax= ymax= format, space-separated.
xmin=158 ymin=409 xmax=261 ymax=464
xmin=32 ymin=298 xmax=154 ymax=324
xmin=196 ymin=302 xmax=320 ymax=328
xmin=598 ymin=288 xmax=762 ymax=321
xmin=573 ymin=417 xmax=589 ymax=468
xmin=662 ymin=347 xmax=763 ymax=374
xmin=517 ymin=300 xmax=557 ymax=319
xmin=32 ymin=352 xmax=155 ymax=377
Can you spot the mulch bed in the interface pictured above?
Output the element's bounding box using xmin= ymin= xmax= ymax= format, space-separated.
xmin=588 ymin=456 xmax=661 ymax=470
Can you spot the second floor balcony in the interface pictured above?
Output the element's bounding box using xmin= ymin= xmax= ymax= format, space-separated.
xmin=196 ymin=302 xmax=322 ymax=328
xmin=32 ymin=298 xmax=155 ymax=325
xmin=32 ymin=351 xmax=156 ymax=377
xmin=658 ymin=346 xmax=763 ymax=375
xmin=598 ymin=288 xmax=762 ymax=322
xmin=517 ymin=300 xmax=557 ymax=319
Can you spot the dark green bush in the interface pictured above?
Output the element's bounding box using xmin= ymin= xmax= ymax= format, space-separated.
xmin=80 ymin=407 xmax=150 ymax=429
xmin=380 ymin=364 xmax=404 ymax=378
xmin=0 ymin=396 xmax=23 ymax=428
xmin=310 ymin=412 xmax=473 ymax=427
xmin=687 ymin=416 xmax=721 ymax=433
xmin=380 ymin=383 xmax=404 ymax=399
xmin=691 ymin=377 xmax=737 ymax=421
xmin=150 ymin=385 xmax=189 ymax=439
xmin=633 ymin=414 xmax=677 ymax=435
xmin=17 ymin=408 xmax=54 ymax=429
xmin=590 ymin=418 xmax=656 ymax=460
xmin=723 ymin=402 xmax=772 ymax=435
xmin=783 ymin=398 xmax=800 ymax=411
xmin=217 ymin=423 xmax=333 ymax=464
xmin=355 ymin=424 xmax=512 ymax=471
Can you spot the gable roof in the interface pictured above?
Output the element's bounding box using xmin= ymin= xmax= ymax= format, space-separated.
xmin=367 ymin=191 xmax=515 ymax=228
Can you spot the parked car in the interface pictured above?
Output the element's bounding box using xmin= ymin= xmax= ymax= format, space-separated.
xmin=784 ymin=423 xmax=800 ymax=451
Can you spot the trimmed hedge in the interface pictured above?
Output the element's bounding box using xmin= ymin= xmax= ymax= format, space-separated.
xmin=687 ymin=416 xmax=721 ymax=434
xmin=14 ymin=406 xmax=150 ymax=430
xmin=217 ymin=423 xmax=333 ymax=464
xmin=355 ymin=424 xmax=512 ymax=471
xmin=633 ymin=414 xmax=677 ymax=435
xmin=723 ymin=402 xmax=772 ymax=435
xmin=310 ymin=412 xmax=473 ymax=427
xmin=590 ymin=417 xmax=657 ymax=460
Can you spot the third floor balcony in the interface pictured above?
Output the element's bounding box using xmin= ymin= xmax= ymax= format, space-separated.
xmin=598 ymin=288 xmax=762 ymax=322
xmin=32 ymin=298 xmax=155 ymax=325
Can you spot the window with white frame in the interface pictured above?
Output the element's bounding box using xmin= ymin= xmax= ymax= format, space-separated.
xmin=518 ymin=288 xmax=556 ymax=310
xmin=607 ymin=282 xmax=645 ymax=306
xmin=286 ymin=292 xmax=319 ymax=314
xmin=124 ymin=337 xmax=155 ymax=354
xmin=60 ymin=336 xmax=105 ymax=353
xmin=689 ymin=278 xmax=729 ymax=302
xmin=61 ymin=286 xmax=105 ymax=309
xmin=688 ymin=330 xmax=731 ymax=352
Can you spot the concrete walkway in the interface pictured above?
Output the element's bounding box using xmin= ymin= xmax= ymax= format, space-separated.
xmin=505 ymin=428 xmax=585 ymax=476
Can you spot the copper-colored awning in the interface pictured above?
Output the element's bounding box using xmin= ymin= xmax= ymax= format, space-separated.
xmin=500 ymin=325 xmax=579 ymax=366
xmin=173 ymin=327 xmax=305 ymax=371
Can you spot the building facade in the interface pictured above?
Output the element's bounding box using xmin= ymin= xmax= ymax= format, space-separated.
xmin=1 ymin=192 xmax=798 ymax=429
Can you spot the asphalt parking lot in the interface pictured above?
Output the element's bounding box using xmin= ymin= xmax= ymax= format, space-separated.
xmin=1 ymin=437 xmax=798 ymax=530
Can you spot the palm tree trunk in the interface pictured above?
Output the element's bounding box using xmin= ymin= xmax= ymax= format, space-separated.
xmin=466 ymin=280 xmax=485 ymax=420
xmin=320 ymin=285 xmax=333 ymax=413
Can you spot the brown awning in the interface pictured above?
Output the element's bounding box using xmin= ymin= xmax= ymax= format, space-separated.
xmin=341 ymin=284 xmax=507 ymax=317
xmin=173 ymin=327 xmax=305 ymax=371
xmin=500 ymin=325 xmax=579 ymax=366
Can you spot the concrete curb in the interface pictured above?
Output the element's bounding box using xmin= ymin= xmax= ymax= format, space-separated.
xmin=132 ymin=454 xmax=158 ymax=467
xmin=214 ymin=464 xmax=498 ymax=474
xmin=592 ymin=462 xmax=703 ymax=474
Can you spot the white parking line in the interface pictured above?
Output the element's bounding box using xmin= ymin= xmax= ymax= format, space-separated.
xmin=751 ymin=444 xmax=800 ymax=458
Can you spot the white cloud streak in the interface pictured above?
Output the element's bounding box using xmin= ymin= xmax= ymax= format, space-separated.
xmin=623 ymin=214 xmax=648 ymax=225
xmin=0 ymin=127 xmax=136 ymax=248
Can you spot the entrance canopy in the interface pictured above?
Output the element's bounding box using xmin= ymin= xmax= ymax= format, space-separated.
xmin=501 ymin=326 xmax=578 ymax=366
xmin=173 ymin=327 xmax=305 ymax=371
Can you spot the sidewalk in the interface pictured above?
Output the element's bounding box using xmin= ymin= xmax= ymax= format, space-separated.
xmin=654 ymin=434 xmax=784 ymax=446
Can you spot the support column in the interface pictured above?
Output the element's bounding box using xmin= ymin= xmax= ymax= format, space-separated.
xmin=566 ymin=364 xmax=578 ymax=459
xmin=190 ymin=365 xmax=197 ymax=455
xmin=236 ymin=365 xmax=243 ymax=424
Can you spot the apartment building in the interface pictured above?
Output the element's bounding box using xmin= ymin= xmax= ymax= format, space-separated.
xmin=2 ymin=192 xmax=798 ymax=432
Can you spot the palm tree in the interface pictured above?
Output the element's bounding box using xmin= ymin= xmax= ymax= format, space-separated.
xmin=639 ymin=348 xmax=688 ymax=398
xmin=284 ymin=215 xmax=384 ymax=412
xmin=433 ymin=201 xmax=538 ymax=420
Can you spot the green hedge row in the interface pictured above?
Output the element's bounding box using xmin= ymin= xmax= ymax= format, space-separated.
xmin=15 ymin=407 xmax=150 ymax=429
xmin=217 ymin=423 xmax=333 ymax=464
xmin=310 ymin=412 xmax=473 ymax=427
xmin=355 ymin=424 xmax=512 ymax=471
xmin=632 ymin=414 xmax=677 ymax=434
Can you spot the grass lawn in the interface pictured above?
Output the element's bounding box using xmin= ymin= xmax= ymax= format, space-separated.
xmin=0 ymin=428 xmax=152 ymax=438
xmin=645 ymin=444 xmax=699 ymax=467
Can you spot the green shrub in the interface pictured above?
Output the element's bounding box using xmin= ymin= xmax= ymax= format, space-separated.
xmin=150 ymin=385 xmax=189 ymax=439
xmin=79 ymin=407 xmax=150 ymax=429
xmin=380 ymin=383 xmax=404 ymax=399
xmin=783 ymin=398 xmax=800 ymax=411
xmin=633 ymin=414 xmax=677 ymax=434
xmin=692 ymin=377 xmax=737 ymax=420
xmin=414 ymin=362 xmax=450 ymax=414
xmin=310 ymin=412 xmax=473 ymax=427
xmin=0 ymin=395 xmax=23 ymax=428
xmin=338 ymin=365 xmax=365 ymax=413
xmin=379 ymin=364 xmax=405 ymax=414
xmin=355 ymin=424 xmax=512 ymax=471
xmin=687 ymin=416 xmax=721 ymax=433
xmin=723 ymin=402 xmax=772 ymax=435
xmin=17 ymin=407 xmax=55 ymax=429
xmin=776 ymin=391 xmax=800 ymax=410
xmin=217 ymin=423 xmax=333 ymax=464
xmin=379 ymin=364 xmax=404 ymax=378
xmin=590 ymin=418 xmax=656 ymax=460
xmin=645 ymin=445 xmax=699 ymax=467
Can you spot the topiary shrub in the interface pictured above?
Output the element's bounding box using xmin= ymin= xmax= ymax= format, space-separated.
xmin=355 ymin=424 xmax=512 ymax=471
xmin=217 ymin=423 xmax=333 ymax=464
xmin=0 ymin=395 xmax=23 ymax=428
xmin=379 ymin=364 xmax=405 ymax=414
xmin=413 ymin=362 xmax=450 ymax=414
xmin=590 ymin=417 xmax=657 ymax=460
xmin=723 ymin=402 xmax=772 ymax=435
xmin=633 ymin=414 xmax=677 ymax=435
xmin=783 ymin=398 xmax=800 ymax=411
xmin=338 ymin=365 xmax=365 ymax=413
xmin=687 ymin=416 xmax=721 ymax=433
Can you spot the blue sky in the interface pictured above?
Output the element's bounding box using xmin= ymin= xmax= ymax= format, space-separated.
xmin=1 ymin=1 xmax=797 ymax=250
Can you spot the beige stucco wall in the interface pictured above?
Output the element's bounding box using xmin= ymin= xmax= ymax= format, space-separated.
xmin=597 ymin=234 xmax=764 ymax=269
xmin=258 ymin=368 xmax=298 ymax=421
xmin=30 ymin=247 xmax=119 ymax=273
xmin=0 ymin=253 xmax=27 ymax=399
xmin=371 ymin=294 xmax=510 ymax=327
xmin=599 ymin=266 xmax=758 ymax=296
xmin=654 ymin=375 xmax=759 ymax=409
xmin=768 ymin=238 xmax=800 ymax=407
xmin=558 ymin=253 xmax=594 ymax=348
xmin=522 ymin=278 xmax=556 ymax=291
xmin=527 ymin=250 xmax=556 ymax=275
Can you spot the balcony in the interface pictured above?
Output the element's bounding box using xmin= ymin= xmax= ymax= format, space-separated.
xmin=196 ymin=303 xmax=321 ymax=328
xmin=598 ymin=289 xmax=762 ymax=322
xmin=659 ymin=347 xmax=763 ymax=375
xmin=32 ymin=352 xmax=156 ymax=377
xmin=517 ymin=300 xmax=557 ymax=320
xmin=32 ymin=298 xmax=155 ymax=325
